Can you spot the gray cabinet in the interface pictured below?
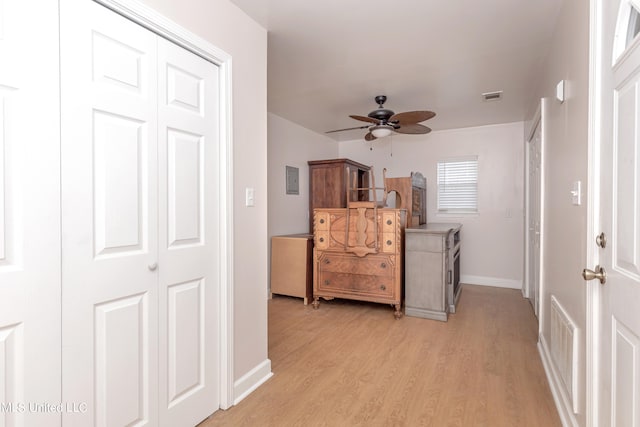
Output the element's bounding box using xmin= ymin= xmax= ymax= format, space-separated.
xmin=404 ymin=223 xmax=462 ymax=321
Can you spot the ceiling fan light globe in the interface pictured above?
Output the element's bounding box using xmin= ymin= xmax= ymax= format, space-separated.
xmin=370 ymin=125 xmax=393 ymax=138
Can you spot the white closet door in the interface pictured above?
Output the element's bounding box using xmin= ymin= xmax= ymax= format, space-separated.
xmin=157 ymin=37 xmax=220 ymax=426
xmin=0 ymin=1 xmax=61 ymax=426
xmin=60 ymin=0 xmax=160 ymax=425
xmin=61 ymin=1 xmax=221 ymax=426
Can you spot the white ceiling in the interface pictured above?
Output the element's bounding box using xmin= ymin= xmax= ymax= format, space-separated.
xmin=230 ymin=0 xmax=563 ymax=141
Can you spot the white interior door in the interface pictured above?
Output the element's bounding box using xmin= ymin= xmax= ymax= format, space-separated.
xmin=0 ymin=1 xmax=61 ymax=425
xmin=157 ymin=37 xmax=220 ymax=426
xmin=61 ymin=1 xmax=221 ymax=425
xmin=61 ymin=1 xmax=160 ymax=425
xmin=591 ymin=0 xmax=640 ymax=425
xmin=528 ymin=120 xmax=542 ymax=317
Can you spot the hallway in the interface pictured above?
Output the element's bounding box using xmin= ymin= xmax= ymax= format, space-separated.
xmin=204 ymin=285 xmax=560 ymax=426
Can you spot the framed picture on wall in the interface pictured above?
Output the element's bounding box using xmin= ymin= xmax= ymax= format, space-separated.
xmin=286 ymin=165 xmax=299 ymax=195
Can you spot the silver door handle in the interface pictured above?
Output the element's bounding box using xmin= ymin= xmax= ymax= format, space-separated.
xmin=582 ymin=265 xmax=606 ymax=284
xmin=148 ymin=263 xmax=158 ymax=271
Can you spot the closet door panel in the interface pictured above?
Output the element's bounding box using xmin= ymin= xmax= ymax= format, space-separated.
xmin=158 ymin=37 xmax=220 ymax=426
xmin=167 ymin=64 xmax=204 ymax=114
xmin=94 ymin=293 xmax=149 ymax=427
xmin=167 ymin=129 xmax=203 ymax=247
xmin=167 ymin=278 xmax=204 ymax=401
xmin=0 ymin=0 xmax=61 ymax=425
xmin=93 ymin=111 xmax=149 ymax=255
xmin=60 ymin=1 xmax=159 ymax=425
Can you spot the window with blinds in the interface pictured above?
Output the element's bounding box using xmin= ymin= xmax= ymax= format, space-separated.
xmin=437 ymin=156 xmax=478 ymax=213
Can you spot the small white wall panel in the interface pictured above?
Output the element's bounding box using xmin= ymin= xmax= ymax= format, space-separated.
xmin=95 ymin=294 xmax=149 ymax=427
xmin=550 ymin=295 xmax=579 ymax=413
xmin=93 ymin=111 xmax=147 ymax=257
xmin=167 ymin=130 xmax=202 ymax=247
xmin=92 ymin=31 xmax=144 ymax=93
xmin=167 ymin=65 xmax=202 ymax=115
xmin=614 ymin=77 xmax=640 ymax=279
xmin=611 ymin=317 xmax=640 ymax=427
xmin=167 ymin=279 xmax=204 ymax=406
xmin=0 ymin=323 xmax=23 ymax=426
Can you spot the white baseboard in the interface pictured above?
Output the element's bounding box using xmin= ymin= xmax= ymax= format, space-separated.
xmin=460 ymin=275 xmax=522 ymax=290
xmin=538 ymin=334 xmax=579 ymax=427
xmin=233 ymin=359 xmax=273 ymax=405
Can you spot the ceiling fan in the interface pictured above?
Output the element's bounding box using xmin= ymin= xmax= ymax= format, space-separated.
xmin=326 ymin=95 xmax=435 ymax=141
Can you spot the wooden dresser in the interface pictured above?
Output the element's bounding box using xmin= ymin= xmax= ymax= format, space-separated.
xmin=307 ymin=159 xmax=370 ymax=232
xmin=312 ymin=207 xmax=407 ymax=318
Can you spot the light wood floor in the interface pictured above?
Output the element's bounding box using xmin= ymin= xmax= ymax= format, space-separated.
xmin=201 ymin=285 xmax=561 ymax=427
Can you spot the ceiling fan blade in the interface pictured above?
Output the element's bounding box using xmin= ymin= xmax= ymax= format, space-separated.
xmin=350 ymin=115 xmax=379 ymax=124
xmin=364 ymin=132 xmax=377 ymax=141
xmin=390 ymin=110 xmax=436 ymax=124
xmin=394 ymin=123 xmax=432 ymax=134
xmin=325 ymin=124 xmax=370 ymax=134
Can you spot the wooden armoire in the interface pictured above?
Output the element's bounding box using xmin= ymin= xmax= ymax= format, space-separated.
xmin=307 ymin=159 xmax=370 ymax=232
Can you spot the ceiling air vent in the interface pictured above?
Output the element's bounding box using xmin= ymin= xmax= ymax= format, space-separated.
xmin=482 ymin=90 xmax=503 ymax=102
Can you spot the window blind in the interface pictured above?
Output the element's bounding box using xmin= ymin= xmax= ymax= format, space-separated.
xmin=437 ymin=157 xmax=478 ymax=212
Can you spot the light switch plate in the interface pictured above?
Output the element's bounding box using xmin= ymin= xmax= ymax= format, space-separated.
xmin=246 ymin=187 xmax=255 ymax=207
xmin=571 ymin=181 xmax=581 ymax=205
xmin=556 ymin=80 xmax=565 ymax=103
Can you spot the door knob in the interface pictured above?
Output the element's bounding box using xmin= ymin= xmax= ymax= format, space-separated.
xmin=582 ymin=265 xmax=606 ymax=284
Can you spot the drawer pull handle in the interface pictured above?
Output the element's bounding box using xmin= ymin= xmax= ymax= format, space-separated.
xmin=386 ymin=219 xmax=392 ymax=225
xmin=386 ymin=240 xmax=392 ymax=246
xmin=380 ymin=262 xmax=386 ymax=268
xmin=324 ymin=259 xmax=330 ymax=264
xmin=380 ymin=285 xmax=386 ymax=291
xmin=319 ymin=237 xmax=324 ymax=243
xmin=324 ymin=279 xmax=330 ymax=285
xmin=319 ymin=218 xmax=325 ymax=224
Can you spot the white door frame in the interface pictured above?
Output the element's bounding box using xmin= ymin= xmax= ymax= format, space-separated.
xmin=587 ymin=0 xmax=604 ymax=425
xmin=524 ymin=102 xmax=545 ymax=328
xmin=587 ymin=1 xmax=603 ymax=424
xmin=94 ymin=0 xmax=235 ymax=409
xmin=524 ymin=107 xmax=537 ymax=300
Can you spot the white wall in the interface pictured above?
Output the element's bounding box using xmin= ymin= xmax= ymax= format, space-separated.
xmin=339 ymin=122 xmax=525 ymax=288
xmin=528 ymin=0 xmax=590 ymax=425
xmin=268 ymin=113 xmax=339 ymax=237
xmin=139 ymin=0 xmax=270 ymax=400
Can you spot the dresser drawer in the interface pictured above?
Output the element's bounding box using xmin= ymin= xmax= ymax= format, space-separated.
xmin=316 ymin=271 xmax=394 ymax=299
xmin=381 ymin=233 xmax=396 ymax=253
xmin=315 ymin=230 xmax=330 ymax=249
xmin=315 ymin=211 xmax=330 ymax=231
xmin=318 ymin=253 xmax=394 ymax=277
xmin=381 ymin=211 xmax=397 ymax=233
